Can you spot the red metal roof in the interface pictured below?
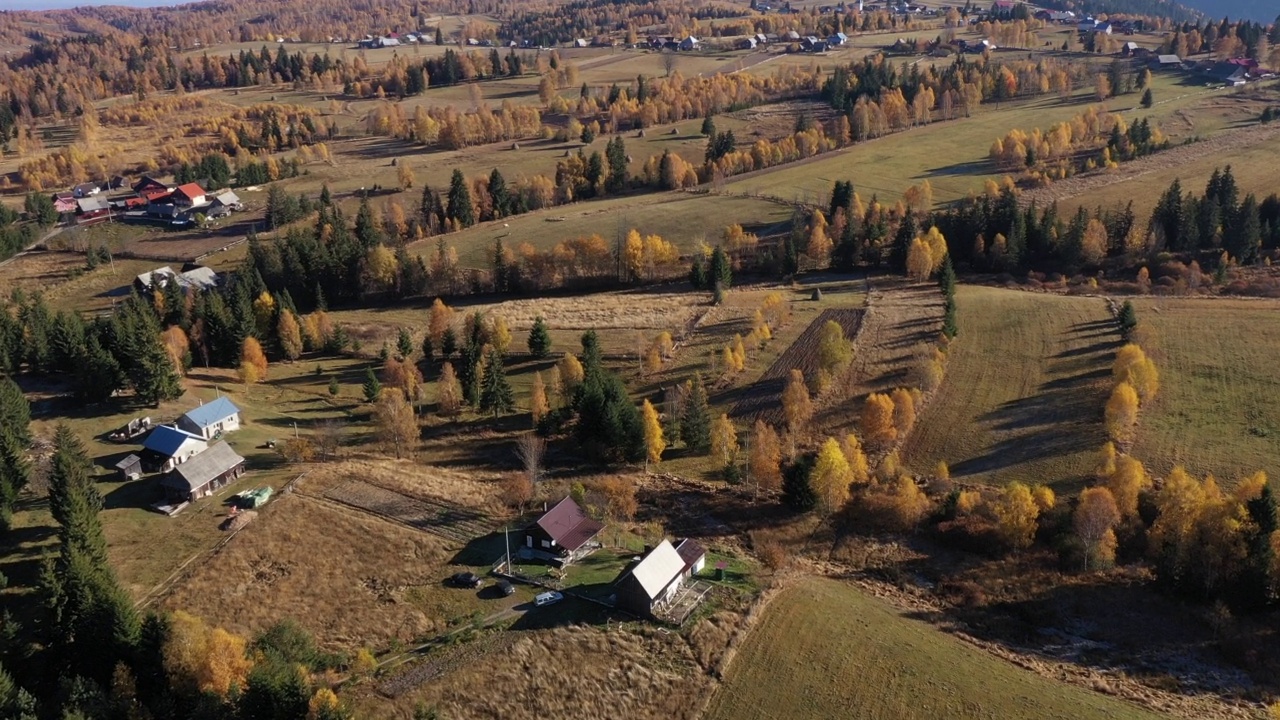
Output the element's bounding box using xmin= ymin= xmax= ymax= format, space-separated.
xmin=534 ymin=496 xmax=603 ymax=552
xmin=174 ymin=183 xmax=207 ymax=201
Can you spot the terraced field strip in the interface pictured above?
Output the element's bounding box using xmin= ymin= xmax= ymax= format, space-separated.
xmin=730 ymin=308 xmax=865 ymax=425
xmin=323 ymin=479 xmax=493 ymax=544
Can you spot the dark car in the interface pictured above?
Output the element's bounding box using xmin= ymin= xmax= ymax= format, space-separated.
xmin=496 ymin=579 xmax=515 ymax=596
xmin=450 ymin=572 xmax=482 ymax=588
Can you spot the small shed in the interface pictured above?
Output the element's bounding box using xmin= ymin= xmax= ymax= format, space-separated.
xmin=674 ymin=538 xmax=707 ymax=576
xmin=159 ymin=442 xmax=246 ymax=504
xmin=115 ymin=454 xmax=142 ymax=481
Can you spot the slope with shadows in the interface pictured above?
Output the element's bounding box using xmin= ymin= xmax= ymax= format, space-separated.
xmin=902 ymin=285 xmax=1116 ymax=492
xmin=703 ymin=577 xmax=1167 ymax=720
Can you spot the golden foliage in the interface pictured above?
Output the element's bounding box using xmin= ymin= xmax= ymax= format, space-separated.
xmin=812 ymin=437 xmax=853 ymax=514
xmin=1106 ymin=455 xmax=1150 ymax=520
xmin=749 ymin=421 xmax=783 ymax=494
xmin=890 ymin=387 xmax=916 ymax=439
xmin=992 ymin=482 xmax=1040 ymax=550
xmin=1104 ymin=382 xmax=1139 ymax=443
xmin=277 ymin=309 xmax=303 ymax=361
xmin=817 ymin=320 xmax=852 ymax=375
xmin=1075 ymin=487 xmax=1121 ymax=569
xmin=642 ymin=399 xmax=665 ymax=465
xmin=373 ymin=388 xmax=418 ymax=458
xmin=163 ymin=611 xmax=252 ymax=698
xmin=436 ymin=362 xmax=462 ymax=417
xmin=781 ymin=369 xmax=813 ymax=439
xmin=1113 ymin=344 xmax=1159 ymax=403
xmin=859 ymin=392 xmax=897 ymax=449
xmin=530 ymin=372 xmax=550 ymax=425
xmin=238 ymin=337 xmax=268 ymax=384
xmin=710 ymin=413 xmax=739 ymax=468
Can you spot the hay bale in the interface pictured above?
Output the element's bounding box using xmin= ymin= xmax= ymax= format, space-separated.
xmin=221 ymin=510 xmax=258 ymax=532
xmin=637 ymin=129 xmax=647 ymax=137
xmin=511 ymin=142 xmax=520 ymax=150
xmin=669 ymin=127 xmax=679 ymax=135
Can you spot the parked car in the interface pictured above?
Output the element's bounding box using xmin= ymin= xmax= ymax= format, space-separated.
xmin=497 ymin=579 xmax=515 ymax=596
xmin=534 ymin=591 xmax=563 ymax=607
xmin=450 ymin=572 xmax=482 ymax=588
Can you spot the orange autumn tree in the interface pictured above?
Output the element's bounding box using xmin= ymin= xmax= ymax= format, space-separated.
xmin=238 ymin=337 xmax=268 ymax=384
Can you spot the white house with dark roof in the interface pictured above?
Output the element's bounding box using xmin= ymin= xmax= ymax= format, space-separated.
xmin=177 ymin=396 xmax=241 ymax=440
xmin=141 ymin=425 xmax=208 ymax=473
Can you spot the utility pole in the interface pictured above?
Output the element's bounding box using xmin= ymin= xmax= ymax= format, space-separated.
xmin=504 ymin=524 xmax=511 ymax=574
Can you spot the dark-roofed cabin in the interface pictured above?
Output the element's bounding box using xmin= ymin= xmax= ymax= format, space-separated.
xmin=115 ymin=454 xmax=142 ymax=481
xmin=523 ymin=496 xmax=603 ymax=564
xmin=159 ymin=442 xmax=245 ymax=504
xmin=613 ymin=539 xmax=688 ymax=618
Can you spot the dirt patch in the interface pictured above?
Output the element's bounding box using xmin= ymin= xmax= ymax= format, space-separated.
xmin=323 ymin=479 xmax=494 ymax=544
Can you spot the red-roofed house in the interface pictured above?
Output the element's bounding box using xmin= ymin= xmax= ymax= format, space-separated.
xmin=523 ymin=496 xmax=603 ymax=564
xmin=172 ymin=183 xmax=208 ymax=208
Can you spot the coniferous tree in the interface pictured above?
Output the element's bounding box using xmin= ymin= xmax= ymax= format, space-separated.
xmin=446 ymin=169 xmax=474 ymax=228
xmin=527 ymin=316 xmax=552 ymax=358
xmin=709 ymin=246 xmax=732 ymax=291
xmin=396 ymin=327 xmax=414 ymax=360
xmin=362 ymin=366 xmax=381 ymax=402
xmin=605 ymin=136 xmax=628 ymax=193
xmin=680 ymin=374 xmax=711 ymax=451
xmin=488 ymin=168 xmax=510 ymax=219
xmin=479 ymin=349 xmax=514 ymax=416
xmin=782 ymin=454 xmax=818 ymax=511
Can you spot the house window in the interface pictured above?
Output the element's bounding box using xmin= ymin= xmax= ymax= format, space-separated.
xmin=541 ymin=539 xmax=550 ymax=548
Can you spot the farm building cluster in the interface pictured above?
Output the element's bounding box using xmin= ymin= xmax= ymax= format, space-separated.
xmin=114 ymin=396 xmax=255 ymax=515
xmin=51 ymin=176 xmax=243 ymax=227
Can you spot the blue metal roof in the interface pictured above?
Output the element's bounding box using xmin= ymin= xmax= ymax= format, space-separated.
xmin=142 ymin=425 xmax=206 ymax=456
xmin=181 ymin=397 xmax=240 ymax=430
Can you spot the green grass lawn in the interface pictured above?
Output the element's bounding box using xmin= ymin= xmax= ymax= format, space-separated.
xmin=1127 ymin=297 xmax=1280 ymax=485
xmin=902 ymin=285 xmax=1114 ymax=493
xmin=703 ymin=577 xmax=1167 ymax=720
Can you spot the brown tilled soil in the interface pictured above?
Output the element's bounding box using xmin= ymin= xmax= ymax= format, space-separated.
xmin=1018 ymin=121 xmax=1280 ymax=209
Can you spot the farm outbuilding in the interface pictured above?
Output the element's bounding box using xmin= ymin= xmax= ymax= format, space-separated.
xmin=115 ymin=454 xmax=142 ymax=481
xmin=159 ymin=441 xmax=246 ymax=504
xmin=141 ymin=425 xmax=208 ymax=473
xmin=177 ymin=396 xmax=241 ymax=440
xmin=523 ymin=496 xmax=603 ymax=564
xmin=613 ymin=539 xmax=690 ymax=617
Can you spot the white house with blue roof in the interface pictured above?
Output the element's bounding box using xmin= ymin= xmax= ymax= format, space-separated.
xmin=177 ymin=396 xmax=241 ymax=441
xmin=141 ymin=425 xmax=208 ymax=473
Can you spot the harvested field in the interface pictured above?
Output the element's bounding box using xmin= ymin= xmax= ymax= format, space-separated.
xmin=299 ymin=458 xmax=503 ymax=513
xmin=323 ymin=479 xmax=493 ymax=544
xmin=902 ymin=285 xmax=1114 ymax=491
xmin=731 ymin=308 xmax=865 ymax=426
xmin=704 ymin=577 xmax=1167 ymax=720
xmin=161 ymin=493 xmax=449 ymax=650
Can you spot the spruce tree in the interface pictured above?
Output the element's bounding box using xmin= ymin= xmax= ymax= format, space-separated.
xmin=479 ymin=349 xmax=514 ymax=416
xmin=709 ymin=246 xmax=732 ymax=291
xmin=488 ymin=168 xmax=509 ymax=218
xmin=421 ymin=335 xmax=434 ymax=362
xmin=446 ymin=169 xmax=474 ymax=228
xmin=782 ymin=455 xmax=818 ymax=511
xmin=701 ymin=114 xmax=716 ymax=137
xmin=362 ymin=366 xmax=382 ymax=402
xmin=328 ymin=376 xmax=340 ymax=396
xmin=937 ymin=253 xmax=957 ymax=296
xmin=527 ymin=316 xmax=552 ymax=358
xmin=397 ymin=327 xmax=414 ymax=360
xmin=441 ymin=327 xmax=458 ymax=358
xmin=689 ymin=257 xmax=707 ymax=290
xmin=783 ymin=236 xmax=800 ymax=276
xmin=1117 ymin=300 xmax=1137 ymax=339
xmin=680 ymin=375 xmax=711 ymax=451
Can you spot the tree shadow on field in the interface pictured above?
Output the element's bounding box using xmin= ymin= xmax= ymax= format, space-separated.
xmin=924 ymin=158 xmax=995 ymax=179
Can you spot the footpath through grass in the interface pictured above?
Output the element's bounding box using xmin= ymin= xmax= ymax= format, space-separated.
xmin=703 ymin=577 xmax=1167 ymax=720
xmin=1127 ymin=297 xmax=1280 ymax=484
xmin=902 ymin=285 xmax=1114 ymax=492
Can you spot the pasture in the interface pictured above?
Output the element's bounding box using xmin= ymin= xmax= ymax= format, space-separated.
xmin=703 ymin=577 xmax=1167 ymax=720
xmin=902 ymin=285 xmax=1115 ymax=492
xmin=1126 ymin=297 xmax=1280 ymax=484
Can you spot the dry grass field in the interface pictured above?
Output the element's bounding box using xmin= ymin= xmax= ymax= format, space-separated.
xmin=704 ymin=577 xmax=1168 ymax=720
xmin=902 ymin=285 xmax=1115 ymax=492
xmin=1126 ymin=297 xmax=1280 ymax=484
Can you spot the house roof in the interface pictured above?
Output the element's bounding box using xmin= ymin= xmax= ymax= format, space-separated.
xmin=533 ymin=496 xmax=604 ymax=551
xmin=160 ymin=442 xmax=244 ymax=492
xmin=181 ymin=397 xmax=240 ymax=430
xmin=177 ymin=267 xmax=219 ymax=291
xmin=1157 ymin=54 xmax=1182 ymax=64
xmin=136 ymin=266 xmax=177 ymax=289
xmin=133 ymin=176 xmax=169 ymax=192
xmin=77 ymin=197 xmax=109 ymax=213
xmin=115 ymin=454 xmax=141 ymax=470
xmin=619 ymin=540 xmax=685 ymax=600
xmin=212 ymin=190 xmax=241 ymax=206
xmin=674 ymin=538 xmax=706 ymax=570
xmin=174 ymin=183 xmax=207 ymax=202
xmin=142 ymin=425 xmax=207 ymax=457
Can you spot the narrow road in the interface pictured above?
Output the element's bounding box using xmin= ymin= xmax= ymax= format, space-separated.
xmin=0 ymin=222 xmax=67 ymax=270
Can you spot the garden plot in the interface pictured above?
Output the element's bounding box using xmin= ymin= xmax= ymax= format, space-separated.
xmin=323 ymin=479 xmax=494 ymax=544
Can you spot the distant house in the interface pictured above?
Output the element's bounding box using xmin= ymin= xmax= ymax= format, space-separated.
xmin=73 ymin=182 xmax=101 ymax=198
xmin=523 ymin=496 xmax=604 ymax=564
xmin=176 ymin=266 xmax=219 ymax=292
xmin=172 ymin=183 xmax=208 ymax=208
xmin=738 ymin=37 xmax=758 ymax=50
xmin=785 ymin=30 xmax=801 ymax=41
xmin=141 ymin=426 xmax=209 ymax=473
xmin=76 ymin=196 xmax=109 ymax=215
xmin=613 ymin=539 xmax=691 ymax=618
xmin=1153 ymin=54 xmax=1184 ymax=70
xmin=52 ymin=192 xmax=77 ymax=214
xmin=207 ymin=190 xmax=241 ymax=218
xmin=827 ymin=32 xmax=848 ymax=46
xmin=132 ymin=176 xmax=171 ymax=196
xmin=1207 ymin=61 xmax=1248 ymax=86
xmin=115 ymin=454 xmax=142 ymax=482
xmin=159 ymin=442 xmax=246 ymax=504
xmin=134 ymin=266 xmax=179 ymax=293
xmin=573 ymin=38 xmax=588 ymax=48
xmin=134 ymin=265 xmax=219 ymax=294
xmin=177 ymin=396 xmax=241 ymax=440
xmin=108 ymin=175 xmax=129 ymax=190
xmin=678 ymin=36 xmax=699 ymax=51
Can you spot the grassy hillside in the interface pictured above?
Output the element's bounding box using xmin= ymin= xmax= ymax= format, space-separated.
xmin=1127 ymin=297 xmax=1280 ymax=483
xmin=902 ymin=286 xmax=1114 ymax=492
xmin=704 ymin=578 xmax=1167 ymax=720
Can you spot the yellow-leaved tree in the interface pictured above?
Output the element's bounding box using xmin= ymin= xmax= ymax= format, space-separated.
xmin=890 ymin=387 xmax=916 ymax=438
xmin=860 ymin=392 xmax=897 ymax=449
xmin=489 ymin=315 xmax=512 ymax=354
xmin=641 ymin=398 xmax=665 ymax=467
xmin=993 ymin=482 xmax=1040 ymax=550
xmin=1075 ymin=486 xmax=1121 ymax=569
xmin=238 ymin=337 xmax=268 ymax=384
xmin=906 ymin=237 xmax=934 ymax=280
xmin=817 ymin=320 xmax=852 ymax=375
xmin=710 ymin=413 xmax=739 ymax=469
xmin=428 ymin=298 xmax=454 ymax=345
xmin=1106 ymin=454 xmax=1150 ymax=520
xmin=1096 ymin=441 xmax=1118 ymax=480
xmin=374 ymin=387 xmax=418 ymax=459
xmin=781 ymin=369 xmax=813 ymax=454
xmin=163 ymin=611 xmax=252 ymax=698
xmin=749 ymin=420 xmax=782 ymax=496
xmin=437 ymin=362 xmax=462 ymax=417
xmin=557 ymin=353 xmax=585 ymax=396
xmin=252 ymin=291 xmax=276 ymax=337
xmin=277 ymin=309 xmax=303 ymax=361
xmin=841 ymin=433 xmax=871 ymax=485
xmin=1113 ymin=344 xmax=1159 ymax=403
xmin=812 ymin=437 xmax=853 ymax=514
xmin=530 ymin=371 xmax=550 ymax=425
xmin=1104 ymin=381 xmax=1139 ymax=442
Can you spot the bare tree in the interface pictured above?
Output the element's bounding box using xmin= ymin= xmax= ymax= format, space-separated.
xmin=514 ymin=433 xmax=546 ymax=485
xmin=661 ymin=50 xmax=678 ymax=77
xmin=315 ymin=419 xmax=346 ymax=462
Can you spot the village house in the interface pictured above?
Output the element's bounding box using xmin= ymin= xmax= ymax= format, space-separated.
xmin=1153 ymin=54 xmax=1185 ymax=71
xmin=171 ymin=183 xmax=208 ymax=209
xmin=678 ymin=36 xmax=699 ymax=51
xmin=73 ymin=182 xmax=101 ymax=198
xmin=613 ymin=538 xmax=707 ymax=618
xmin=115 ymin=454 xmax=142 ymax=482
xmin=141 ymin=425 xmax=208 ymax=473
xmin=132 ymin=176 xmax=172 ymax=197
xmin=522 ymin=496 xmax=603 ymax=565
xmin=159 ymin=441 xmax=246 ymax=504
xmin=177 ymin=396 xmax=241 ymax=440
xmin=52 ymin=192 xmax=77 ymax=214
xmin=133 ymin=265 xmax=220 ymax=294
